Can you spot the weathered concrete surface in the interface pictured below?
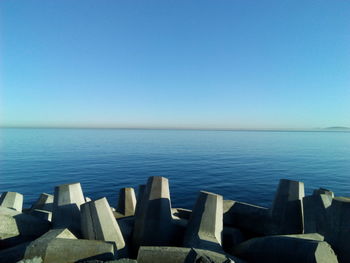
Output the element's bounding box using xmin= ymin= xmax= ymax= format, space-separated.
xmin=24 ymin=229 xmax=77 ymax=259
xmin=52 ymin=182 xmax=85 ymax=235
xmin=223 ymin=200 xmax=270 ymax=235
xmin=0 ymin=192 xmax=23 ymax=212
xmin=0 ymin=207 xmax=50 ymax=248
xmin=132 ymin=177 xmax=174 ymax=251
xmin=137 ymin=246 xmax=241 ymax=263
xmin=81 ymin=197 xmax=125 ymax=255
xmin=270 ymin=179 xmax=304 ymax=234
xmin=27 ymin=209 xmax=52 ymax=222
xmin=17 ymin=257 xmax=42 ymax=263
xmin=23 ymin=228 xmax=114 ymax=263
xmin=183 ymin=191 xmax=223 ymax=252
xmin=117 ymin=188 xmax=137 ymax=217
xmin=233 ymin=235 xmax=338 ymax=263
xmin=30 ymin=193 xmax=53 ymax=212
xmin=313 ymin=188 xmax=334 ymax=198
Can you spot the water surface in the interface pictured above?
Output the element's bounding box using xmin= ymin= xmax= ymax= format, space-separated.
xmin=0 ymin=128 xmax=349 ymax=209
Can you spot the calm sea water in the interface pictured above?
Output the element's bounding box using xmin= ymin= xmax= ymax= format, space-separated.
xmin=0 ymin=128 xmax=349 ymax=209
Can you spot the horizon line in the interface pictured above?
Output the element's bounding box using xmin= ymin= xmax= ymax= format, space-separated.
xmin=1 ymin=125 xmax=349 ymax=132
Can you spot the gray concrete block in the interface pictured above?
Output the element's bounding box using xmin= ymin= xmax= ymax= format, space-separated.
xmin=117 ymin=188 xmax=137 ymax=217
xmin=24 ymin=229 xmax=76 ymax=259
xmin=21 ymin=228 xmax=114 ymax=263
xmin=0 ymin=242 xmax=30 ymax=263
xmin=313 ymin=188 xmax=334 ymax=198
xmin=234 ymin=235 xmax=338 ymax=263
xmin=30 ymin=193 xmax=53 ymax=212
xmin=183 ymin=191 xmax=223 ymax=252
xmin=30 ymin=239 xmax=113 ymax=262
xmin=117 ymin=216 xmax=135 ymax=256
xmin=325 ymin=197 xmax=350 ymax=263
xmin=27 ymin=209 xmax=52 ymax=222
xmin=134 ymin=184 xmax=146 ymax=218
xmin=0 ymin=207 xmax=50 ymax=248
xmin=303 ymin=194 xmax=332 ymax=236
xmin=270 ymin=179 xmax=304 ymax=234
xmin=17 ymin=257 xmax=43 ymax=263
xmin=52 ymin=182 xmax=85 ymax=235
xmin=81 ymin=197 xmax=125 ymax=255
xmin=137 ymin=246 xmax=240 ymax=263
xmin=132 ymin=177 xmax=174 ymax=251
xmin=0 ymin=192 xmax=24 ymax=212
xmin=172 ymin=208 xmax=192 ymax=220
xmin=223 ymin=200 xmax=270 ymax=235
xmin=222 ymin=227 xmax=245 ymax=255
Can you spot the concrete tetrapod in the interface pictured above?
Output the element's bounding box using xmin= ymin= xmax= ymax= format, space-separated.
xmin=323 ymin=197 xmax=350 ymax=263
xmin=313 ymin=188 xmax=334 ymax=198
xmin=233 ymin=234 xmax=338 ymax=263
xmin=183 ymin=191 xmax=223 ymax=252
xmin=117 ymin=188 xmax=137 ymax=217
xmin=0 ymin=192 xmax=23 ymax=212
xmin=270 ymin=179 xmax=305 ymax=234
xmin=132 ymin=177 xmax=174 ymax=252
xmin=81 ymin=197 xmax=126 ymax=257
xmin=137 ymin=246 xmax=241 ymax=263
xmin=52 ymin=182 xmax=85 ymax=235
xmin=29 ymin=193 xmax=53 ymax=212
xmin=0 ymin=207 xmax=50 ymax=248
xmin=23 ymin=228 xmax=115 ymax=263
xmin=223 ymin=200 xmax=270 ymax=235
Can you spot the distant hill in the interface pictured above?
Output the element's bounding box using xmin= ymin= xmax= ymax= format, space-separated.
xmin=324 ymin=126 xmax=350 ymax=131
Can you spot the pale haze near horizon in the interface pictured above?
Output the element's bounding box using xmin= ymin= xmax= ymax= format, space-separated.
xmin=1 ymin=1 xmax=349 ymax=130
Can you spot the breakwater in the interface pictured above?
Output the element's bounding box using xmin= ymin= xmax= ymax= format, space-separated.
xmin=0 ymin=176 xmax=348 ymax=263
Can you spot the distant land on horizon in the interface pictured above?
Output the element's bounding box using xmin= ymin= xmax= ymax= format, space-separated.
xmin=1 ymin=125 xmax=350 ymax=132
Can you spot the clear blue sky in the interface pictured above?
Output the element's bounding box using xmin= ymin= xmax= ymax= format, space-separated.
xmin=1 ymin=1 xmax=349 ymax=129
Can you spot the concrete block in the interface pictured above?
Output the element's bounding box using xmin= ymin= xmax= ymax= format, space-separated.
xmin=183 ymin=191 xmax=223 ymax=252
xmin=222 ymin=227 xmax=245 ymax=255
xmin=234 ymin=235 xmax=338 ymax=263
xmin=0 ymin=192 xmax=23 ymax=212
xmin=303 ymin=194 xmax=332 ymax=235
xmin=223 ymin=200 xmax=270 ymax=235
xmin=0 ymin=242 xmax=30 ymax=263
xmin=172 ymin=208 xmax=192 ymax=220
xmin=24 ymin=229 xmax=77 ymax=259
xmin=19 ymin=228 xmax=114 ymax=263
xmin=325 ymin=197 xmax=350 ymax=263
xmin=81 ymin=197 xmax=125 ymax=255
xmin=28 ymin=209 xmax=52 ymax=222
xmin=313 ymin=188 xmax=334 ymax=198
xmin=132 ymin=177 xmax=174 ymax=250
xmin=24 ymin=229 xmax=114 ymax=263
xmin=30 ymin=193 xmax=53 ymax=212
xmin=117 ymin=188 xmax=137 ymax=217
xmin=52 ymin=182 xmax=85 ymax=235
xmin=134 ymin=184 xmax=146 ymax=218
xmin=17 ymin=257 xmax=43 ymax=263
xmin=270 ymin=179 xmax=304 ymax=234
xmin=137 ymin=246 xmax=240 ymax=263
xmin=0 ymin=207 xmax=50 ymax=248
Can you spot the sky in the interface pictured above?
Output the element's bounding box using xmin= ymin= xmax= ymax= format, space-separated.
xmin=0 ymin=0 xmax=349 ymax=129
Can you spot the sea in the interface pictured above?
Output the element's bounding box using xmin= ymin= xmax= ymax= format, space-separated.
xmin=0 ymin=128 xmax=349 ymax=210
